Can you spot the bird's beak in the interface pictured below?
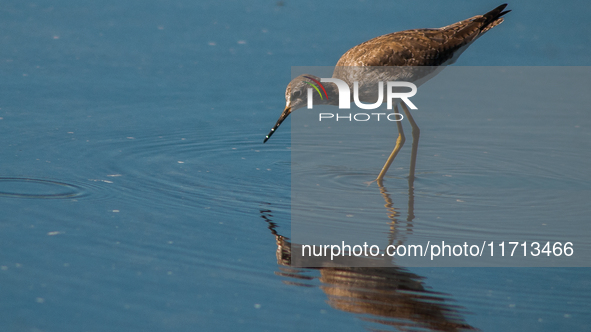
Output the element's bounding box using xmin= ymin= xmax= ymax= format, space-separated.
xmin=263 ymin=106 xmax=291 ymax=143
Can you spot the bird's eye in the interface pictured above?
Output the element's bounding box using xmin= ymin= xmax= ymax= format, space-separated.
xmin=293 ymin=90 xmax=302 ymax=98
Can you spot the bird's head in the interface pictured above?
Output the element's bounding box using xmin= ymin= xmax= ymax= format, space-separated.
xmin=264 ymin=74 xmax=328 ymax=143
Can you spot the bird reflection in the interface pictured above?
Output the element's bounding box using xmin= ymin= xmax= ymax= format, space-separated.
xmin=260 ymin=182 xmax=476 ymax=332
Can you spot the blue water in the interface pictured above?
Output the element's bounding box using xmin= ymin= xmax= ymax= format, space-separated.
xmin=1 ymin=1 xmax=590 ymax=331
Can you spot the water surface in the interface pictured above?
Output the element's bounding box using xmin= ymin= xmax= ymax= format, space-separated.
xmin=1 ymin=1 xmax=590 ymax=331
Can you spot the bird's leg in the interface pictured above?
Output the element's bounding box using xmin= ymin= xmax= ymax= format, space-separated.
xmin=375 ymin=104 xmax=405 ymax=185
xmin=400 ymin=103 xmax=420 ymax=184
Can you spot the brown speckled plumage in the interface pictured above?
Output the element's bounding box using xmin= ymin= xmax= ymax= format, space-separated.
xmin=335 ymin=4 xmax=510 ymax=68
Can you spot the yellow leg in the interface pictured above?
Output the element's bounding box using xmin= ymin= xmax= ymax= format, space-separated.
xmin=400 ymin=103 xmax=420 ymax=184
xmin=376 ymin=105 xmax=405 ymax=185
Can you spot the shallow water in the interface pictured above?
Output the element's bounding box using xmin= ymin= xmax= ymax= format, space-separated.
xmin=1 ymin=1 xmax=590 ymax=331
xmin=290 ymin=66 xmax=591 ymax=268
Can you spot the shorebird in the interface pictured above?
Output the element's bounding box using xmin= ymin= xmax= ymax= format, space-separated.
xmin=264 ymin=4 xmax=510 ymax=184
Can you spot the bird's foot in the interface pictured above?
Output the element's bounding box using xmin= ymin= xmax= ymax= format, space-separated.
xmin=364 ymin=178 xmax=383 ymax=187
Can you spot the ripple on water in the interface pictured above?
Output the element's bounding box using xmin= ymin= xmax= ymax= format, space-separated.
xmin=0 ymin=177 xmax=86 ymax=199
xmin=84 ymin=128 xmax=291 ymax=214
xmin=288 ymin=133 xmax=591 ymax=262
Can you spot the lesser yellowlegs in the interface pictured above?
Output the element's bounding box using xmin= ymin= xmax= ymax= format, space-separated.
xmin=264 ymin=4 xmax=510 ymax=184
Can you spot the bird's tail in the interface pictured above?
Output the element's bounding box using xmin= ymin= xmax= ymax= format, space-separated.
xmin=480 ymin=3 xmax=511 ymax=34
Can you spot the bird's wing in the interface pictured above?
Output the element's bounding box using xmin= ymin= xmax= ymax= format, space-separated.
xmin=336 ymin=4 xmax=509 ymax=67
